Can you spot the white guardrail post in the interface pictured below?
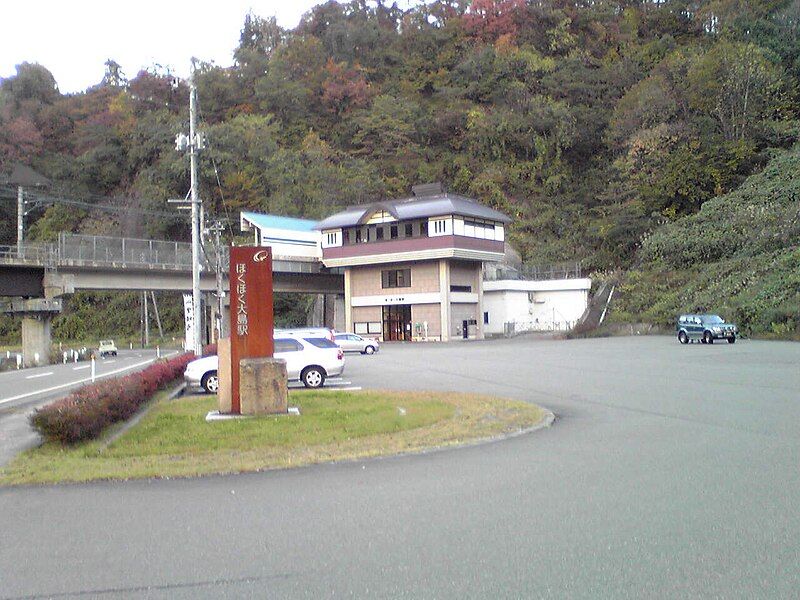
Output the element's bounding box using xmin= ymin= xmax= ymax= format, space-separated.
xmin=91 ymin=356 xmax=96 ymax=382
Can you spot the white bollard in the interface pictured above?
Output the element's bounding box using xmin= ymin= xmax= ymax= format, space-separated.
xmin=74 ymin=351 xmax=78 ymax=363
xmin=63 ymin=352 xmax=68 ymax=364
xmin=34 ymin=352 xmax=40 ymax=365
xmin=129 ymin=342 xmax=133 ymax=350
xmin=16 ymin=354 xmax=22 ymax=369
xmin=157 ymin=345 xmax=161 ymax=359
xmin=5 ymin=351 xmax=9 ymax=359
xmin=91 ymin=357 xmax=96 ymax=383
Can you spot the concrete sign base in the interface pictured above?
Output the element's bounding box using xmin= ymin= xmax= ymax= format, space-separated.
xmin=217 ymin=338 xmax=232 ymax=413
xmin=239 ymin=357 xmax=288 ymax=415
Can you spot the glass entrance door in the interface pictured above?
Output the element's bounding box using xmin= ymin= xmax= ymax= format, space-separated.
xmin=382 ymin=305 xmax=412 ymax=341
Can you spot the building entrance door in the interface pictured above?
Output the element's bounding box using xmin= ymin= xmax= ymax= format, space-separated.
xmin=382 ymin=305 xmax=412 ymax=341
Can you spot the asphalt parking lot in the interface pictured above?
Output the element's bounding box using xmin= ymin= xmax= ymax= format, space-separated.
xmin=2 ymin=335 xmax=799 ymax=599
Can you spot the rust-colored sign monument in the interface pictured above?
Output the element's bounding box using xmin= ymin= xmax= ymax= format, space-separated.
xmin=229 ymin=246 xmax=274 ymax=413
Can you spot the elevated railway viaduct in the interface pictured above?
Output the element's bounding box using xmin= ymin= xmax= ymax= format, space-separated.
xmin=1 ymin=233 xmax=343 ymax=366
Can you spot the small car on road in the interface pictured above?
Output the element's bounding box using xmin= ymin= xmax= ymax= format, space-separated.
xmin=97 ymin=340 xmax=118 ymax=357
xmin=184 ymin=335 xmax=345 ymax=393
xmin=333 ymin=332 xmax=379 ymax=354
xmin=676 ymin=314 xmax=738 ymax=344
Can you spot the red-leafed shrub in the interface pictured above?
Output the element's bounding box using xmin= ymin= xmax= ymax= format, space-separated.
xmin=31 ymin=353 xmax=195 ymax=445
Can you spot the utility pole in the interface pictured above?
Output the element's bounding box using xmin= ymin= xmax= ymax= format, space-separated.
xmin=207 ymin=220 xmax=227 ymax=341
xmin=174 ymin=63 xmax=206 ymax=357
xmin=143 ymin=291 xmax=150 ymax=347
xmin=16 ymin=186 xmax=23 ymax=248
xmin=189 ymin=71 xmax=202 ymax=357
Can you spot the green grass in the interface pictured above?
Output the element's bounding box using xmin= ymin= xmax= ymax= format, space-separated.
xmin=0 ymin=390 xmax=545 ymax=485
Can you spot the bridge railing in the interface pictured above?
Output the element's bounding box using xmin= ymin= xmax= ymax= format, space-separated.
xmin=57 ymin=233 xmax=222 ymax=270
xmin=2 ymin=234 xmax=333 ymax=275
xmin=0 ymin=243 xmax=57 ymax=266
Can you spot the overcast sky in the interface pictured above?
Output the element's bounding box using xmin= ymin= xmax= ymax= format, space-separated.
xmin=0 ymin=1 xmax=335 ymax=93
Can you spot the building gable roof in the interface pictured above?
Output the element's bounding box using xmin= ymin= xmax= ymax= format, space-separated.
xmin=315 ymin=194 xmax=511 ymax=230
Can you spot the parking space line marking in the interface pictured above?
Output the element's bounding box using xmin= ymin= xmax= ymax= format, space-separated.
xmin=104 ymin=360 xmax=117 ymax=364
xmin=25 ymin=372 xmax=53 ymax=379
xmin=73 ymin=365 xmax=91 ymax=370
xmin=322 ymin=386 xmax=362 ymax=391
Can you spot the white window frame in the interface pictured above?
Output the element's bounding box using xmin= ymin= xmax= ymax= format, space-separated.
xmin=321 ymin=229 xmax=342 ymax=248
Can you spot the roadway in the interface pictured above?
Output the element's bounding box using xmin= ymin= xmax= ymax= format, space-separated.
xmin=0 ymin=349 xmax=176 ymax=466
xmin=1 ymin=336 xmax=799 ymax=598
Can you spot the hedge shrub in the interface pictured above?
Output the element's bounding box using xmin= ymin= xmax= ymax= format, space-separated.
xmin=31 ymin=353 xmax=195 ymax=445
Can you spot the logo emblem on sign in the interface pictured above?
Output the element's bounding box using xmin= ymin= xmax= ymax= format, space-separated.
xmin=253 ymin=250 xmax=270 ymax=262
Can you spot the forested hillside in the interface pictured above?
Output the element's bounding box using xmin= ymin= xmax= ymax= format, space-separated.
xmin=613 ymin=145 xmax=800 ymax=336
xmin=1 ymin=0 xmax=799 ymax=339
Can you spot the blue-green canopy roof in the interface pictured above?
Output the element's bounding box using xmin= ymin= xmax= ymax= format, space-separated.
xmin=241 ymin=211 xmax=318 ymax=232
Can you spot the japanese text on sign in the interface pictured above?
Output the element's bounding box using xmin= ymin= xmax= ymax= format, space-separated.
xmin=236 ymin=262 xmax=248 ymax=336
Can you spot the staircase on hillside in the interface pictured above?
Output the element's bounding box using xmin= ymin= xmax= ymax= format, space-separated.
xmin=574 ymin=278 xmax=617 ymax=334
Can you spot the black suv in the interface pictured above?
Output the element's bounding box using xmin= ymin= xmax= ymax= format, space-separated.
xmin=676 ymin=314 xmax=738 ymax=345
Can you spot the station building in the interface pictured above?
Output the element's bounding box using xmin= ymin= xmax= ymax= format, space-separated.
xmin=314 ymin=188 xmax=511 ymax=342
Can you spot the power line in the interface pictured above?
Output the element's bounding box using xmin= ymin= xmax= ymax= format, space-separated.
xmin=195 ymin=98 xmax=237 ymax=240
xmin=0 ymin=187 xmax=189 ymax=219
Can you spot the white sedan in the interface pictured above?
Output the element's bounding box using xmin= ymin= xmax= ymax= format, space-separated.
xmin=184 ymin=336 xmax=345 ymax=393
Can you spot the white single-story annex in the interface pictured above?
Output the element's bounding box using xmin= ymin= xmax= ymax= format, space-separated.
xmin=482 ymin=278 xmax=592 ymax=336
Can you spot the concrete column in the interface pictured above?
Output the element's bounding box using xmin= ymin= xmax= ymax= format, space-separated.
xmin=439 ymin=259 xmax=451 ymax=342
xmin=333 ymin=294 xmax=345 ymax=332
xmin=323 ymin=294 xmax=337 ymax=330
xmin=22 ymin=314 xmax=52 ymax=367
xmin=308 ymin=294 xmax=324 ymax=326
xmin=7 ymin=298 xmax=61 ymax=368
xmin=344 ymin=267 xmax=353 ymax=333
xmin=476 ymin=264 xmax=485 ymax=341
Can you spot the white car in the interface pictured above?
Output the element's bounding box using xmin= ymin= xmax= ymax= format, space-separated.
xmin=184 ymin=336 xmax=345 ymax=393
xmin=275 ymin=327 xmax=335 ymax=341
xmin=333 ymin=333 xmax=379 ymax=354
xmin=97 ymin=340 xmax=117 ymax=357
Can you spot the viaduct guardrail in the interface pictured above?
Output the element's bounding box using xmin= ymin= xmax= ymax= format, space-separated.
xmin=0 ymin=233 xmax=327 ymax=275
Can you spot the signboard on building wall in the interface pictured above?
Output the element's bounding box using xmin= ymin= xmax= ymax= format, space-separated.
xmin=229 ymin=246 xmax=274 ymax=413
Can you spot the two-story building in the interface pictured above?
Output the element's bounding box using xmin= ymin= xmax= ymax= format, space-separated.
xmin=315 ymin=189 xmax=511 ymax=342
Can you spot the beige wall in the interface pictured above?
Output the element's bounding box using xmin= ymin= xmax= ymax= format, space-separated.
xmin=451 ymin=303 xmax=480 ymax=339
xmin=412 ymin=304 xmax=441 ymax=339
xmin=350 ymin=262 xmax=440 ymax=297
xmin=450 ymin=260 xmax=480 ymax=290
xmin=344 ymin=259 xmax=483 ymax=342
xmin=351 ymin=306 xmax=382 ymax=325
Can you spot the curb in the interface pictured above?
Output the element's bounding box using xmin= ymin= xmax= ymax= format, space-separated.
xmin=354 ymin=406 xmax=556 ymax=464
xmin=99 ymin=382 xmax=186 ymax=449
